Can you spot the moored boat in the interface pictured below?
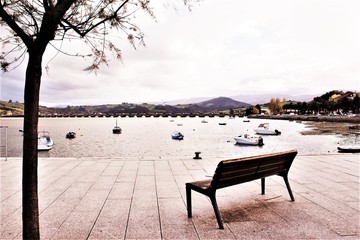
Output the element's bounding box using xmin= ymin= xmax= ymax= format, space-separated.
xmin=171 ymin=131 xmax=184 ymax=140
xmin=254 ymin=123 xmax=281 ymax=135
xmin=234 ymin=134 xmax=263 ymax=146
xmin=113 ymin=120 xmax=122 ymax=134
xmin=38 ymin=131 xmax=54 ymax=151
xmin=337 ymin=146 xmax=360 ymax=153
xmin=66 ymin=131 xmax=76 ymax=139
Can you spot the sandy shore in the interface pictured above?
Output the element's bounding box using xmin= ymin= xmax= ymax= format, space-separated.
xmin=301 ymin=121 xmax=360 ymax=135
xmin=248 ymin=114 xmax=360 ymax=135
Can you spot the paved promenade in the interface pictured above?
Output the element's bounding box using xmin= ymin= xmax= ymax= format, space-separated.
xmin=1 ymin=153 xmax=359 ymax=239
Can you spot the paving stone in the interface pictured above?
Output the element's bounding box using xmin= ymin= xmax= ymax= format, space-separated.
xmin=1 ymin=154 xmax=359 ymax=239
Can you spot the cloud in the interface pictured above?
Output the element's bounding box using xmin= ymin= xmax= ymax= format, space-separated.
xmin=1 ymin=0 xmax=359 ymax=106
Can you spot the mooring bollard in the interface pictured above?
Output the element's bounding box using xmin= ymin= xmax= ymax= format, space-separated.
xmin=193 ymin=151 xmax=202 ymax=159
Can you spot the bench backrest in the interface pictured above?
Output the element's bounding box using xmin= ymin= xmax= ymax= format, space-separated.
xmin=210 ymin=150 xmax=298 ymax=189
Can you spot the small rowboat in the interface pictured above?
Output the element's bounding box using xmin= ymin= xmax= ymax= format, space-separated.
xmin=66 ymin=132 xmax=76 ymax=139
xmin=337 ymin=146 xmax=360 ymax=153
xmin=171 ymin=131 xmax=184 ymax=140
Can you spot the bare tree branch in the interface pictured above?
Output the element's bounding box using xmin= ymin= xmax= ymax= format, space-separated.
xmin=0 ymin=1 xmax=33 ymax=47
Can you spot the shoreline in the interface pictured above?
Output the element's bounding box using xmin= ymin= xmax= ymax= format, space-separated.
xmin=248 ymin=114 xmax=360 ymax=123
xmin=248 ymin=114 xmax=360 ymax=135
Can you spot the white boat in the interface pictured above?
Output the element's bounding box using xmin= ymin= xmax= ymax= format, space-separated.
xmin=254 ymin=123 xmax=281 ymax=135
xmin=171 ymin=131 xmax=184 ymax=140
xmin=38 ymin=131 xmax=54 ymax=151
xmin=234 ymin=134 xmax=263 ymax=146
xmin=112 ymin=120 xmax=122 ymax=134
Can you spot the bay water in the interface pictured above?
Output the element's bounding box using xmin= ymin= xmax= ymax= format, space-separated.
xmin=0 ymin=117 xmax=347 ymax=159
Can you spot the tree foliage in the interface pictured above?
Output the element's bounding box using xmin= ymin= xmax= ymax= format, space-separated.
xmin=283 ymin=91 xmax=360 ymax=114
xmin=267 ymin=97 xmax=286 ymax=114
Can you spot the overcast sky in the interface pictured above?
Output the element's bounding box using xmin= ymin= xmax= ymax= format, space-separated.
xmin=1 ymin=0 xmax=359 ymax=106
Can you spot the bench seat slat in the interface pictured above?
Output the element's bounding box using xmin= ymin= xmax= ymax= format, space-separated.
xmin=216 ymin=176 xmax=256 ymax=189
xmin=220 ymin=167 xmax=258 ymax=177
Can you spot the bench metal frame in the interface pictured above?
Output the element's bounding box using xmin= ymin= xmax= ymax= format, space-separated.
xmin=185 ymin=150 xmax=298 ymax=229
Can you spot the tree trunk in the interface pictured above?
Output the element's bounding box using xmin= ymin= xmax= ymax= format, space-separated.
xmin=22 ymin=51 xmax=43 ymax=239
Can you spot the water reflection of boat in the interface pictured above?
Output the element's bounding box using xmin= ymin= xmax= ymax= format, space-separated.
xmin=234 ymin=134 xmax=263 ymax=146
xmin=254 ymin=123 xmax=281 ymax=135
xmin=171 ymin=131 xmax=184 ymax=140
xmin=112 ymin=120 xmax=122 ymax=134
xmin=38 ymin=131 xmax=54 ymax=151
xmin=66 ymin=132 xmax=76 ymax=139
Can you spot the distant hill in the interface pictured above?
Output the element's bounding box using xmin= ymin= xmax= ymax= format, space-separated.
xmin=0 ymin=101 xmax=24 ymax=116
xmin=159 ymin=97 xmax=212 ymax=105
xmin=1 ymin=91 xmax=356 ymax=116
xmin=157 ymin=94 xmax=318 ymax=106
xmin=197 ymin=97 xmax=251 ymax=111
xmin=231 ymin=94 xmax=318 ymax=105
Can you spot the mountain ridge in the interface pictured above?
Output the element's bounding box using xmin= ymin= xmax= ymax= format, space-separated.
xmin=2 ymin=91 xmax=357 ymax=116
xmin=197 ymin=97 xmax=251 ymax=110
xmin=157 ymin=94 xmax=318 ymax=106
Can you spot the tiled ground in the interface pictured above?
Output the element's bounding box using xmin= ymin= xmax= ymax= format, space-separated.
xmin=1 ymin=153 xmax=359 ymax=239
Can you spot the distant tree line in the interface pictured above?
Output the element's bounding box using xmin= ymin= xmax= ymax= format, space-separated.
xmin=244 ymin=91 xmax=359 ymax=115
xmin=283 ymin=97 xmax=359 ymax=115
xmin=283 ymin=91 xmax=359 ymax=115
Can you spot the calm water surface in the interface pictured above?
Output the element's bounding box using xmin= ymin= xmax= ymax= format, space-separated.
xmin=0 ymin=117 xmax=348 ymax=159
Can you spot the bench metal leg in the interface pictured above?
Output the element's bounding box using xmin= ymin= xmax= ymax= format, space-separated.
xmin=261 ymin=178 xmax=265 ymax=195
xmin=209 ymin=193 xmax=224 ymax=229
xmin=283 ymin=175 xmax=295 ymax=201
xmin=186 ymin=185 xmax=192 ymax=217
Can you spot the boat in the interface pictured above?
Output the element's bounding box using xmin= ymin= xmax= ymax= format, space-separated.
xmin=201 ymin=119 xmax=208 ymax=123
xmin=337 ymin=146 xmax=360 ymax=153
xmin=38 ymin=131 xmax=54 ymax=151
xmin=66 ymin=132 xmax=76 ymax=139
xmin=112 ymin=120 xmax=122 ymax=134
xmin=254 ymin=123 xmax=281 ymax=135
xmin=171 ymin=131 xmax=184 ymax=140
xmin=219 ymin=123 xmax=227 ymax=125
xmin=234 ymin=134 xmax=263 ymax=146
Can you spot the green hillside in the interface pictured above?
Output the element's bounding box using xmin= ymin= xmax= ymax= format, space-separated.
xmin=0 ymin=100 xmax=24 ymax=116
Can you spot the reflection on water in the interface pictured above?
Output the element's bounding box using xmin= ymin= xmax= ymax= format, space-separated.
xmin=0 ymin=117 xmax=349 ymax=159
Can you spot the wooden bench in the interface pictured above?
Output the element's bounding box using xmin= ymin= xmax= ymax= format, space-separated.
xmin=185 ymin=150 xmax=298 ymax=229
